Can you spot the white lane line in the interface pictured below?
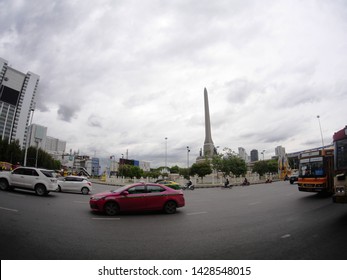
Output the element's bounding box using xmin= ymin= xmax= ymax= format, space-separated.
xmin=0 ymin=206 xmax=19 ymax=212
xmin=281 ymin=234 xmax=291 ymax=239
xmin=8 ymin=193 xmax=26 ymax=198
xmin=248 ymin=202 xmax=261 ymax=206
xmin=186 ymin=211 xmax=207 ymax=216
xmin=92 ymin=218 xmax=121 ymax=220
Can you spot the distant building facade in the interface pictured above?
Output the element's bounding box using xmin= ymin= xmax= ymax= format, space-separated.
xmin=275 ymin=146 xmax=286 ymax=158
xmin=238 ymin=147 xmax=249 ymax=162
xmin=45 ymin=136 xmax=66 ymax=158
xmin=250 ymin=149 xmax=259 ymax=162
xmin=0 ymin=57 xmax=39 ymax=148
xmin=27 ymin=123 xmax=47 ymax=150
xmin=27 ymin=123 xmax=66 ymax=160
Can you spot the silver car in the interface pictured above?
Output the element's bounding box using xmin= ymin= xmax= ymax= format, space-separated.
xmin=57 ymin=176 xmax=92 ymax=195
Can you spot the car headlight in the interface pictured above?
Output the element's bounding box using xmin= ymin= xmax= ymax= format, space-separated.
xmin=90 ymin=196 xmax=105 ymax=201
xmin=335 ymin=186 xmax=346 ymax=194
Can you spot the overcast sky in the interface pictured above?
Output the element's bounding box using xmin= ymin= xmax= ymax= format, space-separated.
xmin=1 ymin=0 xmax=347 ymax=167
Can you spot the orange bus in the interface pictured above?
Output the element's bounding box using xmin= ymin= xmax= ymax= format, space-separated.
xmin=297 ymin=149 xmax=334 ymax=194
xmin=333 ymin=126 xmax=347 ymax=203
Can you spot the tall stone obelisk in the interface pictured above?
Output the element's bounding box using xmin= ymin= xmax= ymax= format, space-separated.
xmin=201 ymin=87 xmax=216 ymax=159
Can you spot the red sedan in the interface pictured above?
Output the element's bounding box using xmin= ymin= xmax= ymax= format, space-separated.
xmin=89 ymin=183 xmax=185 ymax=215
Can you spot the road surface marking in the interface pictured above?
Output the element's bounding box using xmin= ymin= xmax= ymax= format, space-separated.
xmin=281 ymin=234 xmax=291 ymax=239
xmin=248 ymin=202 xmax=261 ymax=206
xmin=0 ymin=206 xmax=19 ymax=212
xmin=8 ymin=193 xmax=26 ymax=198
xmin=92 ymin=217 xmax=121 ymax=220
xmin=186 ymin=211 xmax=207 ymax=216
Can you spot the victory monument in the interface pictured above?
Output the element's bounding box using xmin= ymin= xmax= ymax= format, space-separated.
xmin=196 ymin=87 xmax=217 ymax=163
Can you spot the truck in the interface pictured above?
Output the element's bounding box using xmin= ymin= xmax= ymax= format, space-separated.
xmin=332 ymin=125 xmax=347 ymax=203
xmin=297 ymin=148 xmax=334 ymax=194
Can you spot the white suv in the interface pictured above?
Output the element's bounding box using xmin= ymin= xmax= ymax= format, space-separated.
xmin=0 ymin=167 xmax=58 ymax=196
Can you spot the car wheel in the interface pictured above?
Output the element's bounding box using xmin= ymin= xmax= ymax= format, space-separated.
xmin=81 ymin=187 xmax=89 ymax=195
xmin=57 ymin=185 xmax=62 ymax=192
xmin=104 ymin=201 xmax=119 ymax=216
xmin=0 ymin=179 xmax=9 ymax=191
xmin=35 ymin=184 xmax=47 ymax=196
xmin=164 ymin=201 xmax=177 ymax=214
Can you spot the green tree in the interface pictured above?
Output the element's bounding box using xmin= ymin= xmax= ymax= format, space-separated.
xmin=212 ymin=148 xmax=247 ymax=178
xmin=252 ymin=159 xmax=278 ymax=176
xmin=252 ymin=161 xmax=268 ymax=176
xmin=25 ymin=146 xmax=61 ymax=169
xmin=190 ymin=160 xmax=212 ymax=181
xmin=170 ymin=165 xmax=180 ymax=174
xmin=118 ymin=164 xmax=143 ymax=179
xmin=178 ymin=167 xmax=190 ymax=180
xmin=0 ymin=138 xmax=22 ymax=164
xmin=267 ymin=159 xmax=279 ymax=173
xmin=143 ymin=169 xmax=161 ymax=179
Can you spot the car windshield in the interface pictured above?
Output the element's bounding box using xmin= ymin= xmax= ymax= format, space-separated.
xmin=40 ymin=170 xmax=55 ymax=178
xmin=299 ymin=157 xmax=325 ymax=177
xmin=335 ymin=138 xmax=347 ymax=171
xmin=110 ymin=185 xmax=131 ymax=193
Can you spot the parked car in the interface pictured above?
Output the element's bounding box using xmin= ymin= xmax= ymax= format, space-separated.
xmin=57 ymin=176 xmax=92 ymax=195
xmin=0 ymin=167 xmax=58 ymax=196
xmin=90 ymin=183 xmax=185 ymax=215
xmin=155 ymin=180 xmax=181 ymax=190
xmin=289 ymin=172 xmax=299 ymax=184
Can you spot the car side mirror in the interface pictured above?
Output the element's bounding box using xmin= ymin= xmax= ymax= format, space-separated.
xmin=122 ymin=191 xmax=129 ymax=196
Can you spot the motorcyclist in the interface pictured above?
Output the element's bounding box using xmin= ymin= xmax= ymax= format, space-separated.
xmin=224 ymin=178 xmax=230 ymax=188
xmin=242 ymin=178 xmax=250 ymax=186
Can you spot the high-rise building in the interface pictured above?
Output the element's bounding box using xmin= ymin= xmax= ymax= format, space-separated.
xmin=0 ymin=57 xmax=39 ymax=149
xmin=275 ymin=146 xmax=286 ymax=158
xmin=238 ymin=147 xmax=249 ymax=162
xmin=27 ymin=123 xmax=66 ymax=160
xmin=45 ymin=136 xmax=66 ymax=156
xmin=250 ymin=149 xmax=259 ymax=162
xmin=28 ymin=123 xmax=47 ymax=150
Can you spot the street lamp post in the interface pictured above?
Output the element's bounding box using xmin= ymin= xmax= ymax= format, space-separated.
xmin=109 ymin=155 xmax=116 ymax=177
xmin=165 ymin=137 xmax=168 ymax=169
xmin=187 ymin=146 xmax=190 ymax=169
xmin=317 ymin=115 xmax=325 ymax=148
xmin=23 ymin=109 xmax=34 ymax=166
xmin=261 ymin=150 xmax=266 ymax=161
xmin=35 ymin=138 xmax=41 ymax=168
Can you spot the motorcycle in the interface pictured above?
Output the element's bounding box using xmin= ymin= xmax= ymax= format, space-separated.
xmin=222 ymin=181 xmax=232 ymax=189
xmin=182 ymin=182 xmax=195 ymax=190
xmin=242 ymin=178 xmax=250 ymax=186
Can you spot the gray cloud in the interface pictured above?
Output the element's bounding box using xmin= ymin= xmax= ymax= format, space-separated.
xmin=57 ymin=104 xmax=79 ymax=122
xmin=1 ymin=0 xmax=347 ymax=166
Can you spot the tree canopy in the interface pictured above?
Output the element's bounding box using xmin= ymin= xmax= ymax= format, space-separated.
xmin=0 ymin=138 xmax=61 ymax=170
xmin=252 ymin=159 xmax=278 ymax=176
xmin=190 ymin=160 xmax=212 ymax=180
xmin=212 ymin=148 xmax=247 ymax=178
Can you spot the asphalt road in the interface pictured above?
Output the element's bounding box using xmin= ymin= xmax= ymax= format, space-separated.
xmin=1 ymin=181 xmax=347 ymax=260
